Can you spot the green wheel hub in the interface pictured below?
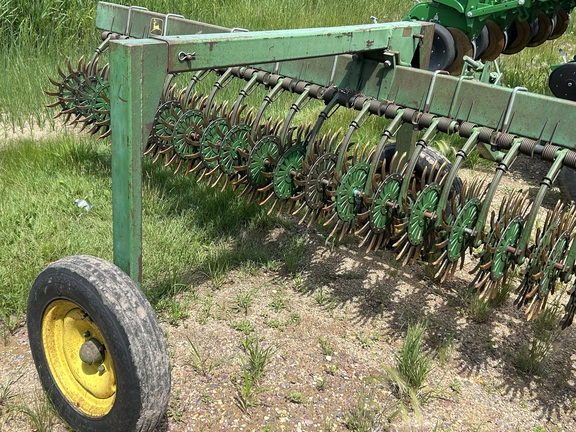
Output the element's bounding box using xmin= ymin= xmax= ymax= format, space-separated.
xmin=491 ymin=216 xmax=523 ymax=280
xmin=172 ymin=109 xmax=203 ymax=158
xmin=73 ymin=74 xmax=109 ymax=128
xmin=220 ymin=124 xmax=251 ymax=175
xmin=200 ymin=118 xmax=228 ymax=169
xmin=447 ymin=198 xmax=481 ymax=262
xmin=273 ymin=145 xmax=306 ymax=200
xmin=407 ymin=184 xmax=441 ymax=245
xmin=84 ymin=78 xmax=110 ymax=126
xmin=370 ymin=174 xmax=402 ymax=233
xmin=151 ymin=102 xmax=183 ymax=150
xmin=304 ymin=153 xmax=336 ymax=210
xmin=335 ymin=163 xmax=369 ymax=223
xmin=247 ymin=136 xmax=279 ymax=188
xmin=540 ymin=233 xmax=570 ymax=296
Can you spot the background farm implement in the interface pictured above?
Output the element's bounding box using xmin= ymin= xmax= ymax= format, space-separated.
xmin=24 ymin=1 xmax=576 ymax=431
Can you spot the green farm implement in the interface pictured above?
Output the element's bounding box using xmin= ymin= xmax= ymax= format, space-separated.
xmin=27 ymin=1 xmax=576 ymax=431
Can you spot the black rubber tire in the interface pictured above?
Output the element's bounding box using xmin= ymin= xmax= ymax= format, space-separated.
xmin=27 ymin=255 xmax=170 ymax=432
xmin=428 ymin=24 xmax=456 ymax=71
xmin=559 ymin=167 xmax=576 ymax=202
xmin=381 ymin=143 xmax=463 ymax=196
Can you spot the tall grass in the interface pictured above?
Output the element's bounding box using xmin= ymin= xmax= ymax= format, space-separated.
xmin=0 ymin=0 xmax=410 ymax=127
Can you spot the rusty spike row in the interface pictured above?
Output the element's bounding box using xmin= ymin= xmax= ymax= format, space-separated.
xmin=47 ymin=59 xmax=576 ymax=328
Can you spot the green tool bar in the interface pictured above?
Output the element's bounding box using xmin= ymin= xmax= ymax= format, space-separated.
xmin=96 ymin=2 xmax=229 ymax=37
xmin=386 ymin=67 xmax=576 ymax=148
xmin=157 ymin=22 xmax=425 ymax=73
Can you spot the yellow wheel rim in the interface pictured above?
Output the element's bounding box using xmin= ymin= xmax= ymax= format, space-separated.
xmin=42 ymin=300 xmax=116 ymax=417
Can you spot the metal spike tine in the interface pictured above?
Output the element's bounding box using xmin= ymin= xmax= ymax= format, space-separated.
xmin=225 ymin=109 xmax=234 ymax=129
xmin=412 ymin=166 xmax=428 ymax=185
xmin=458 ymin=253 xmax=465 ymax=271
xmin=338 ymin=223 xmax=349 ymax=242
xmin=431 ymin=250 xmax=447 ymax=267
xmin=172 ymin=159 xmax=184 ymax=175
xmin=273 ymin=119 xmax=283 ymax=136
xmin=435 ymin=238 xmax=449 ymax=249
xmin=356 ymin=221 xmax=371 ymax=236
xmin=392 ymin=232 xmax=407 ymax=249
xmin=323 ymin=212 xmax=338 ymax=227
xmin=164 ymin=153 xmax=178 ymax=167
xmin=427 ymin=161 xmax=437 ymax=185
xmin=435 ymin=161 xmax=447 ymax=184
xmin=99 ymin=129 xmax=112 ymax=140
xmin=474 ymin=272 xmax=490 ymax=290
xmin=211 ymin=172 xmax=224 ymax=188
xmin=307 ymin=211 xmax=319 ymax=228
xmin=91 ymin=56 xmax=99 ymax=75
xmin=434 ymin=257 xmax=448 ymax=280
xmin=66 ymin=58 xmax=76 ymax=76
xmin=220 ymin=176 xmax=230 ymax=192
xmin=358 ymin=231 xmax=370 ymax=248
xmin=101 ymin=64 xmax=110 ymax=79
xmin=375 ymin=233 xmax=385 ymax=251
xmin=247 ymin=189 xmax=257 ymax=205
xmin=292 ymin=202 xmax=306 ymax=216
xmin=360 ymin=144 xmax=368 ymax=162
xmin=294 ymin=206 xmax=309 ymax=224
xmin=258 ymin=183 xmax=274 ymax=194
xmin=76 ymin=55 xmax=85 ymax=72
xmin=205 ymin=166 xmax=220 ymax=178
xmin=195 ymin=168 xmax=209 ymax=182
xmin=276 ymin=200 xmax=286 ymax=217
xmin=330 ymin=129 xmax=341 ymax=150
xmin=57 ymin=64 xmax=70 ymax=81
xmin=48 ymin=76 xmax=62 ymax=88
xmin=220 ymin=100 xmax=229 ymax=118
xmin=396 ymin=240 xmax=411 ymax=263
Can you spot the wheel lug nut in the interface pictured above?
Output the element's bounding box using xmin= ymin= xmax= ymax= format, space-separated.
xmin=83 ymin=331 xmax=91 ymax=338
xmin=97 ymin=365 xmax=105 ymax=373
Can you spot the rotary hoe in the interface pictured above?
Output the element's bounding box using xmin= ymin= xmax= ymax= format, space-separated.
xmin=27 ymin=1 xmax=576 ymax=431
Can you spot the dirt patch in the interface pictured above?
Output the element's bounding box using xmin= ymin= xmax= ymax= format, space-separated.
xmin=1 ymin=155 xmax=574 ymax=432
xmin=0 ymin=121 xmax=66 ymax=143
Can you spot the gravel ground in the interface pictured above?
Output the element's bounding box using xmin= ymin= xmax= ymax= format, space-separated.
xmin=1 ymin=155 xmax=575 ymax=432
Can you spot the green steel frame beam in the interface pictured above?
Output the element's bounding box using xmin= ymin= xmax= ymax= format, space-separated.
xmin=109 ymin=39 xmax=166 ymax=283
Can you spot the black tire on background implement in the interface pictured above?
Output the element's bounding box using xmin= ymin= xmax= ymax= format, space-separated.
xmin=559 ymin=167 xmax=576 ymax=202
xmin=27 ymin=255 xmax=170 ymax=432
xmin=382 ymin=143 xmax=463 ymax=195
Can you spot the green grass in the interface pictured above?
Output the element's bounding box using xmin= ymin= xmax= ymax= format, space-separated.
xmin=0 ymin=136 xmax=281 ymax=327
xmin=394 ymin=321 xmax=433 ymax=392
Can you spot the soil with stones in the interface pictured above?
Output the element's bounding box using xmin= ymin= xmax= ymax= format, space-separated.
xmin=1 ymin=154 xmax=575 ymax=432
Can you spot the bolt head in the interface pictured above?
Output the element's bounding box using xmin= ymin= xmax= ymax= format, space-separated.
xmin=466 ymin=11 xmax=473 ymax=17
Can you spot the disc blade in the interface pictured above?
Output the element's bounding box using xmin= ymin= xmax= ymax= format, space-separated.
xmin=528 ymin=12 xmax=553 ymax=47
xmin=445 ymin=27 xmax=474 ymax=75
xmin=481 ymin=20 xmax=505 ymax=62
xmin=549 ymin=9 xmax=570 ymax=40
xmin=502 ymin=18 xmax=532 ymax=55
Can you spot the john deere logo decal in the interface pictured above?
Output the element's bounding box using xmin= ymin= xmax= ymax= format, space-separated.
xmin=150 ymin=18 xmax=164 ymax=36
